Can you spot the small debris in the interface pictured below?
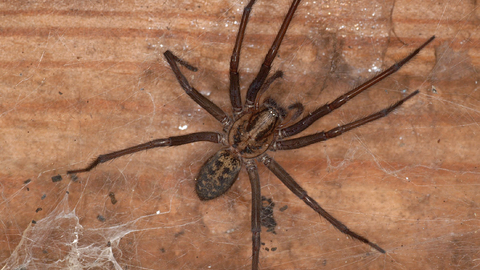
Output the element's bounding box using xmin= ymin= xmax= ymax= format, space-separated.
xmin=109 ymin=192 xmax=117 ymax=204
xmin=97 ymin=215 xmax=106 ymax=222
xmin=51 ymin=175 xmax=62 ymax=182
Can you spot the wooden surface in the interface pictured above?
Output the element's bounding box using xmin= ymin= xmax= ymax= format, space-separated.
xmin=1 ymin=0 xmax=479 ymax=269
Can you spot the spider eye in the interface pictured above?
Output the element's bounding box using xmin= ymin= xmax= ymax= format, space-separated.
xmin=263 ymin=97 xmax=286 ymax=119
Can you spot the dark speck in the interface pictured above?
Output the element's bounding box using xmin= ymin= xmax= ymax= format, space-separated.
xmin=51 ymin=175 xmax=62 ymax=182
xmin=24 ymin=179 xmax=31 ymax=184
xmin=35 ymin=208 xmax=42 ymax=213
xmin=58 ymin=91 xmax=63 ymax=95
xmin=97 ymin=215 xmax=106 ymax=222
xmin=41 ymin=194 xmax=46 ymax=200
xmin=279 ymin=205 xmax=288 ymax=212
xmin=31 ymin=220 xmax=36 ymax=224
xmin=109 ymin=192 xmax=117 ymax=204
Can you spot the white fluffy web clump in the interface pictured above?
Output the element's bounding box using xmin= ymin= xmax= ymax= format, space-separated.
xmin=4 ymin=193 xmax=126 ymax=269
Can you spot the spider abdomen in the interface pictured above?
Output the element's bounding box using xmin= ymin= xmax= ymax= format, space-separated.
xmin=228 ymin=107 xmax=280 ymax=159
xmin=195 ymin=149 xmax=242 ymax=200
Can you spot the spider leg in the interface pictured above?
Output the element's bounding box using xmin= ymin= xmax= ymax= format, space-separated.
xmin=260 ymin=154 xmax=385 ymax=253
xmin=230 ymin=0 xmax=258 ymax=117
xmin=164 ymin=51 xmax=231 ymax=126
xmin=274 ymin=90 xmax=419 ymax=150
xmin=67 ymin=132 xmax=222 ymax=174
xmin=279 ymin=35 xmax=435 ymax=138
xmin=245 ymin=0 xmax=303 ymax=109
xmin=246 ymin=160 xmax=261 ymax=270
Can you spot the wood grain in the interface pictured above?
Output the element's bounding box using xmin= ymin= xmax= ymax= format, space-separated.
xmin=1 ymin=0 xmax=479 ymax=269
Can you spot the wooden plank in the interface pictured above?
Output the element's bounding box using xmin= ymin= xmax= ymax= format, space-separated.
xmin=1 ymin=0 xmax=478 ymax=269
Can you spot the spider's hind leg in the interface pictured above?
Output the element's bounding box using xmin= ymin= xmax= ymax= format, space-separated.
xmin=261 ymin=154 xmax=386 ymax=253
xmin=246 ymin=160 xmax=262 ymax=270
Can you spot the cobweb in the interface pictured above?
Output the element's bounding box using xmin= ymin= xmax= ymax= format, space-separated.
xmin=1 ymin=0 xmax=480 ymax=269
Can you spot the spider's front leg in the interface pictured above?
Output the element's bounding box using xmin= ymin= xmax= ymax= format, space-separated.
xmin=229 ymin=0 xmax=258 ymax=117
xmin=245 ymin=0 xmax=303 ymax=109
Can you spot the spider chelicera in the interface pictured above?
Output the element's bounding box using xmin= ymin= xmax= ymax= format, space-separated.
xmin=68 ymin=0 xmax=435 ymax=269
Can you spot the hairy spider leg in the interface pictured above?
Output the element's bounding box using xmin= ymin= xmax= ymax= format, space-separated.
xmin=280 ymin=36 xmax=435 ymax=139
xmin=274 ymin=90 xmax=419 ymax=150
xmin=230 ymin=0 xmax=258 ymax=116
xmin=261 ymin=154 xmax=385 ymax=253
xmin=245 ymin=0 xmax=303 ymax=109
xmin=245 ymin=160 xmax=262 ymax=270
xmin=67 ymin=132 xmax=221 ymax=174
xmin=164 ymin=50 xmax=231 ymax=126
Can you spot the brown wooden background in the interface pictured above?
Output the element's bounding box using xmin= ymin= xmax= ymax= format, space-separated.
xmin=1 ymin=0 xmax=479 ymax=269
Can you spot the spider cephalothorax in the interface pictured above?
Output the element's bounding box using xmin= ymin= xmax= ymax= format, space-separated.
xmin=229 ymin=99 xmax=287 ymax=158
xmin=68 ymin=0 xmax=435 ymax=269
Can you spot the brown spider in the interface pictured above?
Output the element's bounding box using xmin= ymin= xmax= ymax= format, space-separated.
xmin=68 ymin=0 xmax=435 ymax=269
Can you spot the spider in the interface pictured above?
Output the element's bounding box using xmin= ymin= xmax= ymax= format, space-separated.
xmin=68 ymin=0 xmax=435 ymax=269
